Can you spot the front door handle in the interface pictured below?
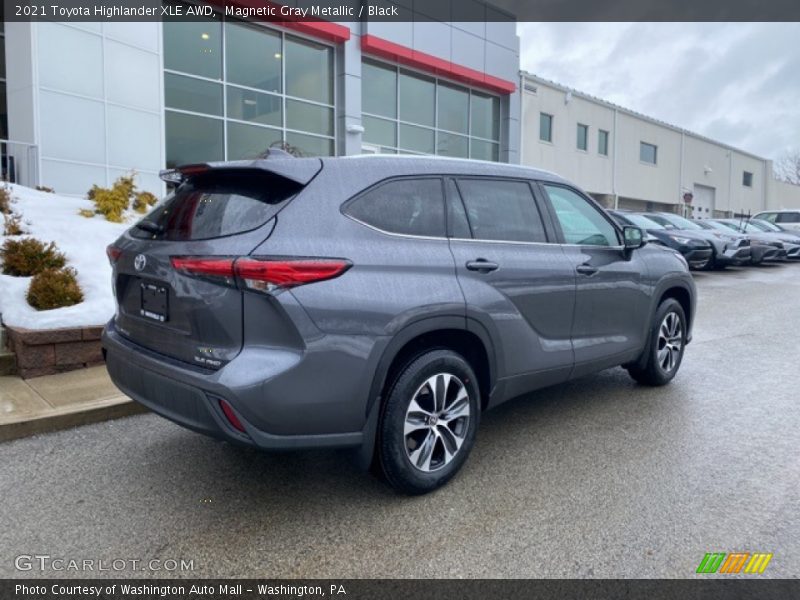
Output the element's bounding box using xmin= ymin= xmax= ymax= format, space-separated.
xmin=466 ymin=259 xmax=499 ymax=273
xmin=576 ymin=264 xmax=599 ymax=276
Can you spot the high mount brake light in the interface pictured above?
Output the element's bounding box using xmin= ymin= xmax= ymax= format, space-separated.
xmin=170 ymin=256 xmax=351 ymax=292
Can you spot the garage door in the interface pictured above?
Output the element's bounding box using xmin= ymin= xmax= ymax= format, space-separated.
xmin=692 ymin=185 xmax=715 ymax=220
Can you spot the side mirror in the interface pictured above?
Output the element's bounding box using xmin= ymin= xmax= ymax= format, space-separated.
xmin=623 ymin=226 xmax=645 ymax=250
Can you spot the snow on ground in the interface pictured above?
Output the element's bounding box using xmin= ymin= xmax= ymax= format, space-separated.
xmin=0 ymin=183 xmax=131 ymax=330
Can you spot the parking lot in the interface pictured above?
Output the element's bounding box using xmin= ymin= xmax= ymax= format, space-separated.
xmin=1 ymin=262 xmax=798 ymax=579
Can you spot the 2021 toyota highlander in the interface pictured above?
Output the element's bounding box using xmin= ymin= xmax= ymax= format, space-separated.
xmin=103 ymin=154 xmax=696 ymax=494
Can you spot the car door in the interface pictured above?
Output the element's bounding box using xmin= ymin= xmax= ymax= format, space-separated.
xmin=447 ymin=177 xmax=576 ymax=390
xmin=537 ymin=183 xmax=649 ymax=375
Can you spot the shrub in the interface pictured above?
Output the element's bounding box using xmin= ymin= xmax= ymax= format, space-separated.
xmin=3 ymin=212 xmax=25 ymax=235
xmin=77 ymin=208 xmax=96 ymax=219
xmin=35 ymin=185 xmax=55 ymax=193
xmin=87 ymin=173 xmax=143 ymax=222
xmin=0 ymin=238 xmax=67 ymax=276
xmin=92 ymin=186 xmax=129 ymax=223
xmin=0 ymin=185 xmax=10 ymax=215
xmin=27 ymin=267 xmax=84 ymax=310
xmin=132 ymin=191 xmax=158 ymax=213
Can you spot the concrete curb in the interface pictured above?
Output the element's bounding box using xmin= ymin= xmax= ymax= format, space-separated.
xmin=0 ymin=396 xmax=149 ymax=443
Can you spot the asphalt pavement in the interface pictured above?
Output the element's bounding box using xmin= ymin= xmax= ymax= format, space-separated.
xmin=1 ymin=263 xmax=798 ymax=578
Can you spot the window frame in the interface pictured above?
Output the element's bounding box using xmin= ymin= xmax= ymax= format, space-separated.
xmin=535 ymin=181 xmax=623 ymax=248
xmin=742 ymin=171 xmax=753 ymax=187
xmin=576 ymin=123 xmax=588 ymax=152
xmin=539 ymin=112 xmax=553 ymax=143
xmin=340 ymin=176 xmax=448 ymax=240
xmin=598 ymin=129 xmax=609 ymax=156
xmin=639 ymin=141 xmax=658 ymax=165
xmin=163 ymin=17 xmax=337 ymax=165
xmin=450 ymin=176 xmax=553 ymax=245
xmin=360 ymin=58 xmax=501 ymax=161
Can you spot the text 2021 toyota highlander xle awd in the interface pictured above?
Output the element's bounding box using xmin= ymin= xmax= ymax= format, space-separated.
xmin=103 ymin=155 xmax=696 ymax=494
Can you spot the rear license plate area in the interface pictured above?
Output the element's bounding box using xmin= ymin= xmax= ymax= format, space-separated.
xmin=140 ymin=282 xmax=169 ymax=322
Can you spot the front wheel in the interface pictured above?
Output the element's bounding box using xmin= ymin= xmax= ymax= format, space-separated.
xmin=378 ymin=349 xmax=480 ymax=495
xmin=627 ymin=298 xmax=687 ymax=386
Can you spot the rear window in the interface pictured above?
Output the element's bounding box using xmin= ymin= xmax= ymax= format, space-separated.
xmin=344 ymin=178 xmax=445 ymax=237
xmin=776 ymin=212 xmax=800 ymax=223
xmin=131 ymin=171 xmax=300 ymax=241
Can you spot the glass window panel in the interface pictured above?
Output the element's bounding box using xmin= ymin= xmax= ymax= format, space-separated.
xmin=285 ymin=37 xmax=333 ymax=104
xmin=399 ymin=71 xmax=434 ymax=126
xmin=226 ymin=86 xmax=281 ymax=127
xmin=227 ymin=121 xmax=282 ymax=161
xmin=225 ymin=22 xmax=282 ymax=93
xmin=598 ymin=130 xmax=609 ymax=155
xmin=400 ymin=124 xmax=434 ymax=154
xmin=540 ymin=113 xmax=552 ymax=142
xmin=165 ymin=111 xmax=223 ymax=168
xmin=286 ymin=99 xmax=333 ymax=136
xmin=165 ymin=72 xmax=222 ymax=116
xmin=577 ymin=123 xmax=588 ymax=151
xmin=0 ymin=41 xmax=5 ymax=80
xmin=470 ymin=139 xmax=499 ymax=162
xmin=640 ymin=142 xmax=657 ymax=164
xmin=164 ymin=19 xmax=222 ymax=80
xmin=438 ymin=83 xmax=469 ymax=134
xmin=362 ymin=60 xmax=396 ymax=118
xmin=545 ymin=185 xmax=619 ymax=246
xmin=345 ymin=178 xmax=445 ymax=237
xmin=446 ymin=179 xmax=472 ymax=238
xmin=457 ymin=179 xmax=546 ymax=243
xmin=437 ymin=132 xmax=469 ymax=158
xmin=363 ymin=115 xmax=397 ymax=148
xmin=285 ymin=132 xmax=334 ymax=157
xmin=743 ymin=171 xmax=753 ymax=187
xmin=471 ymin=92 xmax=499 ymax=140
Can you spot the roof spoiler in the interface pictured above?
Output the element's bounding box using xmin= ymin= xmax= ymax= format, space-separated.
xmin=159 ymin=152 xmax=322 ymax=186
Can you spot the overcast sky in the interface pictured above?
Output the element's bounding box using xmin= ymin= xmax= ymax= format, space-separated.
xmin=518 ymin=23 xmax=800 ymax=160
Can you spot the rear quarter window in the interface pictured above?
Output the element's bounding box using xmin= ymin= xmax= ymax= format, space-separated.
xmin=131 ymin=171 xmax=300 ymax=241
xmin=343 ymin=177 xmax=445 ymax=237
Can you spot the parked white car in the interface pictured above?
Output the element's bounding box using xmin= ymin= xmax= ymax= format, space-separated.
xmin=752 ymin=209 xmax=800 ymax=232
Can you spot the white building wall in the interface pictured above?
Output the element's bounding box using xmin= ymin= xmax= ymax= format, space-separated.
xmin=6 ymin=21 xmax=164 ymax=196
xmin=521 ymin=74 xmax=778 ymax=215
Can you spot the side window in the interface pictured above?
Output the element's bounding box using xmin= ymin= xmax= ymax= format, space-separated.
xmin=760 ymin=213 xmax=777 ymax=223
xmin=456 ymin=178 xmax=546 ymax=243
xmin=544 ymin=185 xmax=619 ymax=246
xmin=344 ymin=178 xmax=445 ymax=237
xmin=445 ymin=179 xmax=471 ymax=238
xmin=777 ymin=212 xmax=800 ymax=223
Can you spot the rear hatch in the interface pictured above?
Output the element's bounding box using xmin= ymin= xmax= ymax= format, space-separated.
xmin=109 ymin=162 xmax=319 ymax=367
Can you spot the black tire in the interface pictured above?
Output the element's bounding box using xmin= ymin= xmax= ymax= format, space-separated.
xmin=700 ymin=254 xmax=716 ymax=271
xmin=627 ymin=298 xmax=687 ymax=386
xmin=378 ymin=349 xmax=480 ymax=495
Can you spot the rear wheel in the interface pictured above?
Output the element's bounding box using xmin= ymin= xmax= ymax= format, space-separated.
xmin=627 ymin=298 xmax=687 ymax=386
xmin=378 ymin=349 xmax=480 ymax=495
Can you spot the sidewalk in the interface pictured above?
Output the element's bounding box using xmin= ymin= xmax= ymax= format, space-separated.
xmin=0 ymin=365 xmax=147 ymax=442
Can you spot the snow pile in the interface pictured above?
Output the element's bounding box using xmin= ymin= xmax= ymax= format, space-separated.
xmin=0 ymin=184 xmax=131 ymax=330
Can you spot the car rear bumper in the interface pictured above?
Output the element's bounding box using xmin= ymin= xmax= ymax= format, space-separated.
xmin=102 ymin=320 xmax=366 ymax=451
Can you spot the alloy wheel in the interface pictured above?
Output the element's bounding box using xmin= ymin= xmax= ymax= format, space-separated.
xmin=657 ymin=312 xmax=683 ymax=372
xmin=403 ymin=373 xmax=471 ymax=473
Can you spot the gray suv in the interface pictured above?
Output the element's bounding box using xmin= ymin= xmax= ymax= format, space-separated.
xmin=103 ymin=155 xmax=696 ymax=494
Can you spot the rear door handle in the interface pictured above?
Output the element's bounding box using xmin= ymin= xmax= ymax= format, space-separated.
xmin=466 ymin=259 xmax=499 ymax=273
xmin=576 ymin=264 xmax=599 ymax=276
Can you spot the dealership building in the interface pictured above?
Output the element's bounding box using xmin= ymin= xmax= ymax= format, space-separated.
xmin=1 ymin=5 xmax=799 ymax=213
xmin=1 ymin=4 xmax=520 ymax=196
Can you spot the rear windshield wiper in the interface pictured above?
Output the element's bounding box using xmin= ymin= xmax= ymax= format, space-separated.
xmin=134 ymin=220 xmax=164 ymax=234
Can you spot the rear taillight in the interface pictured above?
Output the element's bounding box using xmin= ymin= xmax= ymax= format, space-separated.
xmin=170 ymin=256 xmax=351 ymax=292
xmin=235 ymin=258 xmax=351 ymax=292
xmin=106 ymin=245 xmax=122 ymax=265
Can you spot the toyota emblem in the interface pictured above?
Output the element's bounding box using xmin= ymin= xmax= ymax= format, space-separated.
xmin=134 ymin=254 xmax=147 ymax=272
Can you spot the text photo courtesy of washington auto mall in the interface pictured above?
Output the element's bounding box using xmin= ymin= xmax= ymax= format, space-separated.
xmin=0 ymin=0 xmax=799 ymax=599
